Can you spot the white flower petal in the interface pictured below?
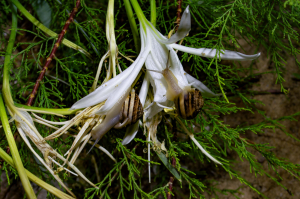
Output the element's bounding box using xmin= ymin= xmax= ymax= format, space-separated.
xmin=185 ymin=73 xmax=219 ymax=97
xmin=144 ymin=101 xmax=173 ymax=119
xmin=122 ymin=121 xmax=139 ymax=145
xmin=97 ymin=26 xmax=151 ymax=114
xmin=145 ymin=27 xmax=169 ymax=71
xmin=166 ymin=46 xmax=189 ymax=87
xmin=170 ymin=43 xmax=261 ymax=61
xmin=90 ymin=87 xmax=130 ymax=142
xmin=71 ymin=21 xmax=149 ymax=111
xmin=145 ymin=6 xmax=191 ymax=45
xmin=165 ymin=6 xmax=191 ymax=44
xmin=144 ymin=30 xmax=169 ymax=106
xmin=70 ymin=68 xmax=133 ymax=110
xmin=147 ymin=71 xmax=168 ymax=104
xmin=138 ymin=72 xmax=150 ymax=107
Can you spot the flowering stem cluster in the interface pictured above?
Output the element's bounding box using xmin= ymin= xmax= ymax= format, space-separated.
xmin=0 ymin=0 xmax=300 ymax=198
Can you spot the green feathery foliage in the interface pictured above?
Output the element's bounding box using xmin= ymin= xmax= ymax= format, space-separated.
xmin=0 ymin=0 xmax=299 ymax=198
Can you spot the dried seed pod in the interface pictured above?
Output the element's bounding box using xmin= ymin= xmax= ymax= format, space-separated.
xmin=174 ymin=88 xmax=204 ymax=120
xmin=114 ymin=91 xmax=143 ymax=129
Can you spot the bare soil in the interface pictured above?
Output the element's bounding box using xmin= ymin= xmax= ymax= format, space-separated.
xmin=203 ymin=41 xmax=300 ymax=199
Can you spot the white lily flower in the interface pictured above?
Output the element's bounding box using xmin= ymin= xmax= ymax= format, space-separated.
xmin=70 ymin=4 xmax=260 ymax=163
xmin=71 ymin=6 xmax=259 ymax=114
xmin=140 ymin=7 xmax=260 ymax=119
xmin=122 ymin=4 xmax=260 ymax=144
xmin=125 ymin=3 xmax=261 ymax=170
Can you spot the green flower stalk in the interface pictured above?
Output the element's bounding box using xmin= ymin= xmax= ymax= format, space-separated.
xmin=123 ymin=0 xmax=140 ymax=52
xmin=15 ymin=103 xmax=78 ymax=115
xmin=150 ymin=0 xmax=156 ymax=27
xmin=0 ymin=5 xmax=36 ymax=198
xmin=90 ymin=0 xmax=129 ymax=92
xmin=0 ymin=96 xmax=36 ymax=199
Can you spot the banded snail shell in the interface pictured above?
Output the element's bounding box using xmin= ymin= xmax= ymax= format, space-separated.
xmin=174 ymin=88 xmax=204 ymax=120
xmin=114 ymin=91 xmax=143 ymax=129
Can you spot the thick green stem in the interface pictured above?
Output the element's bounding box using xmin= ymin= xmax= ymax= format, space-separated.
xmin=10 ymin=0 xmax=91 ymax=58
xmin=129 ymin=0 xmax=148 ymax=30
xmin=1 ymin=6 xmax=36 ymax=198
xmin=150 ymin=0 xmax=156 ymax=27
xmin=124 ymin=0 xmax=140 ymax=52
xmin=0 ymin=95 xmax=36 ymax=199
xmin=107 ymin=0 xmax=117 ymax=78
xmin=15 ymin=103 xmax=78 ymax=115
xmin=0 ymin=147 xmax=74 ymax=199
xmin=2 ymin=6 xmax=17 ymax=107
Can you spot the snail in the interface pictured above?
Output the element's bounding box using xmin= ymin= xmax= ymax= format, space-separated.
xmin=148 ymin=51 xmax=204 ymax=120
xmin=90 ymin=89 xmax=143 ymax=148
xmin=174 ymin=88 xmax=203 ymax=119
xmin=114 ymin=90 xmax=143 ymax=129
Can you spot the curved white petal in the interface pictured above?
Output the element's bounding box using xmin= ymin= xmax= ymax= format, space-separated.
xmin=71 ymin=22 xmax=149 ymax=111
xmin=122 ymin=121 xmax=139 ymax=145
xmin=144 ymin=24 xmax=192 ymax=116
xmin=147 ymin=69 xmax=168 ymax=104
xmin=144 ymin=101 xmax=173 ymax=119
xmin=145 ymin=26 xmax=169 ymax=71
xmin=97 ymin=26 xmax=151 ymax=114
xmin=167 ymin=46 xmax=189 ymax=87
xmin=144 ymin=27 xmax=169 ymax=107
xmin=142 ymin=6 xmax=191 ymax=45
xmin=70 ymin=66 xmax=136 ymax=110
xmin=138 ymin=72 xmax=150 ymax=107
xmin=185 ymin=73 xmax=219 ymax=97
xmin=164 ymin=6 xmax=191 ymax=44
xmin=170 ymin=43 xmax=261 ymax=61
xmin=70 ymin=66 xmax=134 ymax=110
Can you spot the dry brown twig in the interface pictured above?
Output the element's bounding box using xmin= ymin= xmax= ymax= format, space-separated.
xmin=26 ymin=0 xmax=81 ymax=106
xmin=175 ymin=0 xmax=182 ymax=31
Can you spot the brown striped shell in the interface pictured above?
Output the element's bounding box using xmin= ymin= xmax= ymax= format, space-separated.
xmin=113 ymin=91 xmax=143 ymax=129
xmin=174 ymin=88 xmax=204 ymax=120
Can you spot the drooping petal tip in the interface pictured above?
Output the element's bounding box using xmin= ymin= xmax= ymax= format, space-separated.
xmin=170 ymin=44 xmax=261 ymax=61
xmin=161 ymin=6 xmax=191 ymax=44
xmin=122 ymin=121 xmax=139 ymax=145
